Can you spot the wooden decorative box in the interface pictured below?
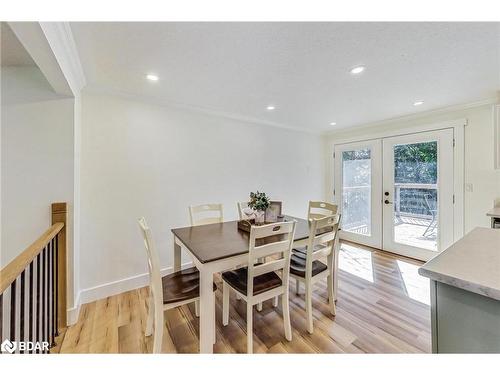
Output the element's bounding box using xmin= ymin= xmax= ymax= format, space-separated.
xmin=237 ymin=215 xmax=286 ymax=232
xmin=237 ymin=219 xmax=254 ymax=232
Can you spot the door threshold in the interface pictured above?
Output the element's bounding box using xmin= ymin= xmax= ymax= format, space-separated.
xmin=341 ymin=239 xmax=425 ymax=264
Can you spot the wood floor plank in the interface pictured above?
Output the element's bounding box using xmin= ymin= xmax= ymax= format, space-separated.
xmin=164 ymin=305 xmax=199 ymax=353
xmin=88 ymin=296 xmax=119 ymax=353
xmin=60 ymin=302 xmax=96 ymax=353
xmin=118 ymin=289 xmax=148 ymax=353
xmin=54 ymin=241 xmax=431 ymax=354
xmin=267 ymin=342 xmax=288 ymax=353
xmin=117 ymin=290 xmax=132 ymax=327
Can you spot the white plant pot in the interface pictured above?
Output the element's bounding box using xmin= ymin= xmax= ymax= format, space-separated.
xmin=254 ymin=210 xmax=265 ymax=224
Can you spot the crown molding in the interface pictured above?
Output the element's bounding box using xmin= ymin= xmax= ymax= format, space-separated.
xmin=83 ymin=86 xmax=321 ymax=136
xmin=83 ymin=86 xmax=498 ymax=138
xmin=39 ymin=22 xmax=86 ymax=95
xmin=322 ymin=97 xmax=499 ymax=137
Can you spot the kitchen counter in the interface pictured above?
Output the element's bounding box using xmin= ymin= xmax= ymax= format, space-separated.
xmin=419 ymin=227 xmax=500 ymax=301
xmin=419 ymin=227 xmax=500 ymax=353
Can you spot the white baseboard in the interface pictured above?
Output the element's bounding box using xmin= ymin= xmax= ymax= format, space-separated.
xmin=73 ymin=262 xmax=193 ymax=317
xmin=67 ymin=293 xmax=81 ymax=325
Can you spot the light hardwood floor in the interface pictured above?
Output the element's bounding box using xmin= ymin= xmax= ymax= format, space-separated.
xmin=54 ymin=242 xmax=431 ymax=353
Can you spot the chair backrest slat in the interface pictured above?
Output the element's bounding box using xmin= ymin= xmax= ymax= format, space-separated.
xmin=137 ymin=218 xmax=163 ymax=313
xmin=314 ymin=214 xmax=340 ymax=229
xmin=189 ymin=203 xmax=224 ymax=226
xmin=246 ymin=221 xmax=296 ymax=298
xmin=312 ymin=232 xmax=336 ymax=246
xmin=251 ymin=222 xmax=294 ymax=239
xmin=251 ymin=240 xmax=290 ymax=260
xmin=308 ymin=201 xmax=338 ymax=220
xmin=311 ymin=247 xmax=331 ymax=261
xmin=252 ymin=259 xmax=287 ymax=277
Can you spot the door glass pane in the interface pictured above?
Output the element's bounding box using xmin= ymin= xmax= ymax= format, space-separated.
xmin=342 ymin=149 xmax=371 ymax=236
xmin=393 ymin=141 xmax=438 ymax=251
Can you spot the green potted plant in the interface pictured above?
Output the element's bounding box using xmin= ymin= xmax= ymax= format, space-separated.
xmin=248 ymin=191 xmax=271 ymax=224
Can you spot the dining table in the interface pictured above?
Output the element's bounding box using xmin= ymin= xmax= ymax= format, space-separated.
xmin=171 ymin=215 xmax=340 ymax=353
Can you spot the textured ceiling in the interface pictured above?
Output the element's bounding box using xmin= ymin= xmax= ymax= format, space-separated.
xmin=70 ymin=22 xmax=500 ymax=133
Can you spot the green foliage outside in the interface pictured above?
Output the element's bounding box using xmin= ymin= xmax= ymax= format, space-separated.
xmin=394 ymin=141 xmax=437 ymax=184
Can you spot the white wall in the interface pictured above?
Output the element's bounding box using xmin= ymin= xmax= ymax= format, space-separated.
xmin=324 ymin=103 xmax=500 ymax=235
xmin=79 ymin=92 xmax=324 ymax=299
xmin=1 ymin=66 xmax=74 ymax=267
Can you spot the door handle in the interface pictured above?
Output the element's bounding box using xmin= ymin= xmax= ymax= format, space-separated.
xmin=384 ymin=199 xmax=392 ymax=205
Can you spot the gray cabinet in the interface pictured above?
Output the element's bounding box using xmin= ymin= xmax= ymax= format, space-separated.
xmin=430 ymin=280 xmax=500 ymax=353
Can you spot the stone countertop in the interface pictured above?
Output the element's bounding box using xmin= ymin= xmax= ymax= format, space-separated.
xmin=418 ymin=227 xmax=500 ymax=301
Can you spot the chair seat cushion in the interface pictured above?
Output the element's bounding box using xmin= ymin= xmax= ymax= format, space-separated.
xmin=221 ymin=265 xmax=282 ymax=296
xmin=290 ymin=254 xmax=328 ymax=278
xmin=162 ymin=267 xmax=217 ymax=304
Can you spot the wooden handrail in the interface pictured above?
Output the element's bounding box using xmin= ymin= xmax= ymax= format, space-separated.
xmin=0 ymin=202 xmax=68 ymax=333
xmin=0 ymin=222 xmax=64 ymax=294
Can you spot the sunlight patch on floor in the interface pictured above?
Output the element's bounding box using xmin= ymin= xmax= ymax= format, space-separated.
xmin=339 ymin=243 xmax=374 ymax=282
xmin=396 ymin=260 xmax=430 ymax=305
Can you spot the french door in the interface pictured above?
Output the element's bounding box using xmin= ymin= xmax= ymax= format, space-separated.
xmin=382 ymin=129 xmax=454 ymax=260
xmin=333 ymin=140 xmax=382 ymax=248
xmin=334 ymin=129 xmax=455 ymax=261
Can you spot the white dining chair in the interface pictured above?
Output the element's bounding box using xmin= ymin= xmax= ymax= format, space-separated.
xmin=221 ymin=220 xmax=296 ymax=353
xmin=294 ymin=201 xmax=339 ymax=295
xmin=237 ymin=201 xmax=277 ymax=310
xmin=138 ymin=217 xmax=217 ymax=353
xmin=189 ymin=203 xmax=224 ymax=226
xmin=289 ymin=214 xmax=340 ymax=334
xmin=308 ymin=200 xmax=338 ymax=220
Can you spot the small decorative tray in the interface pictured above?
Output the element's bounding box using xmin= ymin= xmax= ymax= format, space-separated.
xmin=237 ymin=219 xmax=254 ymax=232
xmin=237 ymin=216 xmax=286 ymax=232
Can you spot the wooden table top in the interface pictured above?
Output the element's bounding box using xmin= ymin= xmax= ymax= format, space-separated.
xmin=172 ymin=215 xmax=311 ymax=264
xmin=487 ymin=207 xmax=500 ymax=218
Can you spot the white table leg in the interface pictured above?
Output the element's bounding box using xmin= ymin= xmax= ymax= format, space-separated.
xmin=174 ymin=237 xmax=181 ymax=272
xmin=199 ymin=267 xmax=215 ymax=353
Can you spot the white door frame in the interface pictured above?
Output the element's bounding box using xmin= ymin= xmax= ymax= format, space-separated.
xmin=329 ymin=118 xmax=466 ymax=252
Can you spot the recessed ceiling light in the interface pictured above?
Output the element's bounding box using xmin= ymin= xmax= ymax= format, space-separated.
xmin=350 ymin=65 xmax=365 ymax=75
xmin=146 ymin=74 xmax=159 ymax=81
xmin=330 ymin=122 xmax=337 ymax=126
xmin=413 ymin=100 xmax=424 ymax=106
xmin=266 ymin=105 xmax=275 ymax=111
